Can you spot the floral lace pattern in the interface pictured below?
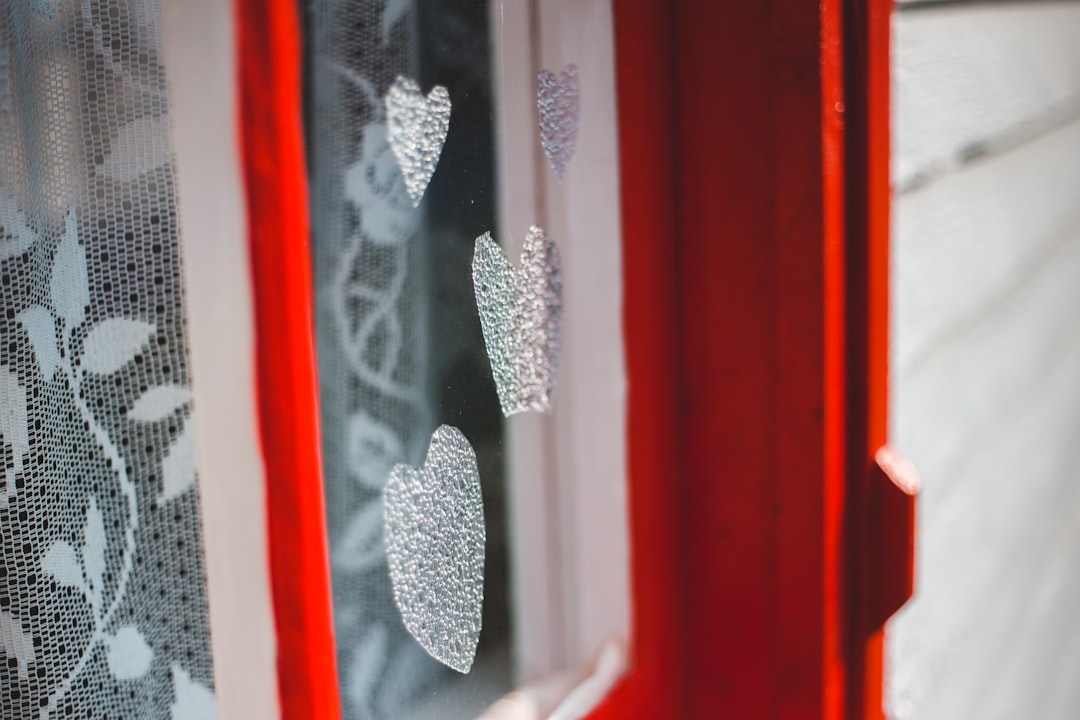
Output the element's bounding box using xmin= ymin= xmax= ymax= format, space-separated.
xmin=0 ymin=2 xmax=215 ymax=718
xmin=312 ymin=0 xmax=505 ymax=714
xmin=308 ymin=0 xmax=448 ymax=717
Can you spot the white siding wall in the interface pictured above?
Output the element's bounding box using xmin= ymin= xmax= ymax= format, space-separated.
xmin=887 ymin=2 xmax=1080 ymax=718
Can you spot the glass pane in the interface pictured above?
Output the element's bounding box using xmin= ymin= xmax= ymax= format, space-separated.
xmin=303 ymin=1 xmax=514 ymax=717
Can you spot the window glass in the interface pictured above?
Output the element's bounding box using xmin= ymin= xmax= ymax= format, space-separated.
xmin=303 ymin=1 xmax=514 ymax=717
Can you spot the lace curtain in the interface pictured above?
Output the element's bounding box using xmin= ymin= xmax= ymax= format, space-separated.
xmin=306 ymin=0 xmax=446 ymax=716
xmin=0 ymin=2 xmax=215 ymax=719
xmin=306 ymin=0 xmax=507 ymax=717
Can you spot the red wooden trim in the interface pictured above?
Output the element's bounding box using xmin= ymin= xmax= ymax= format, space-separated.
xmin=607 ymin=1 xmax=904 ymax=716
xmin=844 ymin=1 xmax=910 ymax=718
xmin=673 ymin=0 xmax=848 ymax=716
xmin=591 ymin=1 xmax=683 ymax=718
xmin=234 ymin=1 xmax=342 ymax=718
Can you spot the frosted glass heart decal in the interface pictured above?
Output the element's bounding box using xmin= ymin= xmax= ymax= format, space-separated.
xmin=472 ymin=226 xmax=563 ymax=416
xmin=383 ymin=425 xmax=485 ymax=673
xmin=537 ymin=64 xmax=580 ymax=180
xmin=385 ymin=76 xmax=451 ymax=206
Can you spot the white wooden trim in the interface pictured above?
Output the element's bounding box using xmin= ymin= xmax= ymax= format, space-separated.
xmin=162 ymin=2 xmax=280 ymax=717
xmin=476 ymin=640 xmax=627 ymax=720
xmin=491 ymin=0 xmax=631 ymax=684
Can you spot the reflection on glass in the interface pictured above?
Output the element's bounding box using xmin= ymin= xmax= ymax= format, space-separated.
xmin=304 ymin=0 xmax=512 ymax=717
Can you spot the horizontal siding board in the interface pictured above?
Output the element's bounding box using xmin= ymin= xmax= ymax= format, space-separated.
xmin=890 ymin=3 xmax=1080 ymax=711
xmin=892 ymin=118 xmax=1080 ymax=378
xmin=982 ymin=495 xmax=1080 ymax=719
xmin=893 ymin=2 xmax=1080 ymax=189
xmin=893 ymin=204 xmax=1080 ymax=508
xmin=1035 ymin=573 xmax=1080 ymax=719
xmin=898 ymin=0 xmax=1080 ymax=10
xmin=887 ymin=220 xmax=1080 ymax=718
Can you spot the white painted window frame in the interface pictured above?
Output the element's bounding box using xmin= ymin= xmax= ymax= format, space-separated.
xmin=491 ymin=0 xmax=632 ymax=693
xmin=163 ymin=1 xmax=280 ymax=717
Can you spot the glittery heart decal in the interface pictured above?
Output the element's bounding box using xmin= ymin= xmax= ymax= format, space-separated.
xmin=385 ymin=76 xmax=451 ymax=206
xmin=383 ymin=425 xmax=485 ymax=673
xmin=537 ymin=64 xmax=580 ymax=180
xmin=473 ymin=226 xmax=563 ymax=416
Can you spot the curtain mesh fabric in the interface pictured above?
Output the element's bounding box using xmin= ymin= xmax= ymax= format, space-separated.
xmin=0 ymin=2 xmax=215 ymax=718
xmin=306 ymin=0 xmax=447 ymax=717
xmin=308 ymin=0 xmax=510 ymax=713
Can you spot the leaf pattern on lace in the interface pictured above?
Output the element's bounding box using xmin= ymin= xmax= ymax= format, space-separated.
xmin=27 ymin=231 xmax=195 ymax=715
xmin=347 ymin=411 xmax=404 ymax=489
xmin=81 ymin=319 xmax=155 ymax=375
xmin=0 ymin=366 xmax=28 ymax=499
xmin=160 ymin=425 xmax=195 ymax=503
xmin=0 ymin=611 xmax=36 ymax=680
xmin=375 ymin=638 xmax=442 ymax=718
xmin=126 ymin=384 xmax=197 ymax=502
xmin=41 ymin=541 xmax=84 ymax=592
xmin=50 ymin=212 xmax=89 ymax=330
xmin=381 ymin=0 xmax=410 ymax=44
xmin=345 ymin=624 xmax=387 ymax=716
xmin=17 ymin=306 xmax=61 ymax=381
xmin=343 ymin=123 xmax=418 ymax=247
xmin=334 ymin=500 xmax=385 ymax=571
xmin=169 ymin=665 xmax=216 ymax=720
xmin=82 ymin=496 xmax=107 ymax=610
xmin=128 ymin=385 xmax=191 ymax=422
xmin=99 ymin=116 xmax=171 ymax=183
xmin=106 ymin=626 xmax=153 ymax=680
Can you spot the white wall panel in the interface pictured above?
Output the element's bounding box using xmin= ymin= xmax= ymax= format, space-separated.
xmin=892 ymin=119 xmax=1080 ymax=384
xmin=887 ymin=3 xmax=1080 ymax=718
xmin=894 ymin=2 xmax=1080 ymax=190
xmin=889 ymin=206 xmax=1080 ymax=719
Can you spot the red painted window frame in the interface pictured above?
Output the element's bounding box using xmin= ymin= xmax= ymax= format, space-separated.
xmin=235 ymin=0 xmax=342 ymax=717
xmin=231 ymin=0 xmax=909 ymax=717
xmin=594 ymin=1 xmax=910 ymax=719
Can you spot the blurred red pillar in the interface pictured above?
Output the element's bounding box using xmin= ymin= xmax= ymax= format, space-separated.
xmin=599 ymin=0 xmax=910 ymax=718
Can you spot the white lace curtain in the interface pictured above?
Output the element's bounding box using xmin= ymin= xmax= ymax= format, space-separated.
xmin=0 ymin=2 xmax=215 ymax=719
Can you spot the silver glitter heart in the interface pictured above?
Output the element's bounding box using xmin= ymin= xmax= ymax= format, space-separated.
xmin=383 ymin=425 xmax=485 ymax=673
xmin=473 ymin=226 xmax=563 ymax=416
xmin=537 ymin=64 xmax=580 ymax=181
xmin=385 ymin=76 xmax=451 ymax=206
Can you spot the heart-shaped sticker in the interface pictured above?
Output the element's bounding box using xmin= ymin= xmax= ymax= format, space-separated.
xmin=383 ymin=425 xmax=485 ymax=673
xmin=385 ymin=76 xmax=451 ymax=206
xmin=537 ymin=64 xmax=580 ymax=180
xmin=472 ymin=226 xmax=563 ymax=416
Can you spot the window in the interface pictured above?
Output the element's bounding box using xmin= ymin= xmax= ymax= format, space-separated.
xmin=1 ymin=0 xmax=910 ymax=717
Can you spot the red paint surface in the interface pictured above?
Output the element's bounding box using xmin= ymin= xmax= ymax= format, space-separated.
xmin=674 ymin=1 xmax=848 ymax=717
xmin=234 ymin=1 xmax=342 ymax=718
xmin=844 ymin=2 xmax=912 ymax=717
xmin=601 ymin=1 xmax=905 ymax=718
